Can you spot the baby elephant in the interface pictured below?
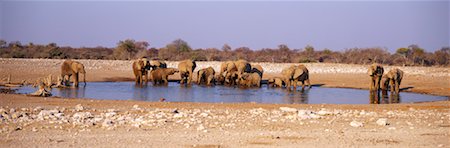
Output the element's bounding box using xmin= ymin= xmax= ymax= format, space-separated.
xmin=381 ymin=68 xmax=404 ymax=94
xmin=150 ymin=68 xmax=179 ymax=85
xmin=268 ymin=77 xmax=285 ymax=88
xmin=197 ymin=67 xmax=216 ymax=86
xmin=239 ymin=73 xmax=261 ymax=88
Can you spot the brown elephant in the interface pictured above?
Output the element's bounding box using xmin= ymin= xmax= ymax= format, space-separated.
xmin=178 ymin=60 xmax=197 ymax=85
xmin=268 ymin=77 xmax=285 ymax=88
xmin=215 ymin=74 xmax=225 ymax=85
xmin=238 ymin=72 xmax=261 ymax=88
xmin=150 ymin=68 xmax=179 ymax=85
xmin=281 ymin=64 xmax=310 ymax=91
xmin=219 ymin=61 xmax=238 ymax=85
xmin=381 ymin=68 xmax=404 ymax=94
xmin=251 ymin=64 xmax=264 ymax=78
xmin=197 ymin=67 xmax=216 ymax=86
xmin=234 ymin=60 xmax=252 ymax=79
xmin=367 ymin=63 xmax=384 ymax=91
xmin=149 ymin=60 xmax=167 ymax=70
xmin=132 ymin=58 xmax=150 ymax=85
xmin=61 ymin=60 xmax=86 ymax=87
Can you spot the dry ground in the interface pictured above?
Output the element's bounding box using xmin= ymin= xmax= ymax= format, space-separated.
xmin=0 ymin=58 xmax=449 ymax=147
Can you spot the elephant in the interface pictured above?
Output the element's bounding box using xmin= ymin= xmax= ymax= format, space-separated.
xmin=149 ymin=60 xmax=167 ymax=70
xmin=61 ymin=60 xmax=86 ymax=87
xmin=268 ymin=77 xmax=285 ymax=88
xmin=150 ymin=68 xmax=179 ymax=85
xmin=251 ymin=64 xmax=264 ymax=78
xmin=219 ymin=61 xmax=239 ymax=85
xmin=281 ymin=64 xmax=310 ymax=91
xmin=215 ymin=74 xmax=225 ymax=85
xmin=381 ymin=68 xmax=404 ymax=94
xmin=197 ymin=67 xmax=216 ymax=86
xmin=367 ymin=63 xmax=384 ymax=92
xmin=238 ymin=72 xmax=261 ymax=88
xmin=234 ymin=60 xmax=252 ymax=79
xmin=132 ymin=58 xmax=150 ymax=85
xmin=178 ymin=60 xmax=197 ymax=85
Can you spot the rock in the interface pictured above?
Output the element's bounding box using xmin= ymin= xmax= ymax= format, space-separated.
xmin=197 ymin=124 xmax=206 ymax=131
xmin=280 ymin=107 xmax=297 ymax=112
xmin=33 ymin=106 xmax=43 ymax=112
xmin=317 ymin=109 xmax=332 ymax=116
xmin=38 ymin=110 xmax=60 ymax=120
xmin=350 ymin=121 xmax=363 ymax=127
xmin=74 ymin=104 xmax=84 ymax=111
xmin=105 ymin=112 xmax=117 ymax=118
xmin=388 ymin=127 xmax=396 ymax=130
xmin=376 ymin=118 xmax=389 ymax=126
xmin=173 ymin=113 xmax=184 ymax=118
xmin=199 ymin=112 xmax=209 ymax=118
xmin=31 ymin=127 xmax=38 ymax=132
xmin=132 ymin=105 xmax=141 ymax=110
xmin=102 ymin=119 xmax=114 ymax=127
xmin=72 ymin=112 xmax=93 ymax=121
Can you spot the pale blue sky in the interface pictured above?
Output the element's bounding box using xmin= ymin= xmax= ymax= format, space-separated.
xmin=1 ymin=1 xmax=449 ymax=52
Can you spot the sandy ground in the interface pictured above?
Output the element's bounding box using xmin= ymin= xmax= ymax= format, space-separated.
xmin=0 ymin=58 xmax=449 ymax=147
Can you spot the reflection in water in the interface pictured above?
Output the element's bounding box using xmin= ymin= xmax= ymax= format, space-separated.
xmin=14 ymin=82 xmax=447 ymax=104
xmin=283 ymin=89 xmax=309 ymax=104
xmin=58 ymin=86 xmax=86 ymax=98
xmin=369 ymin=91 xmax=380 ymax=104
xmin=374 ymin=90 xmax=402 ymax=104
xmin=132 ymin=85 xmax=149 ymax=101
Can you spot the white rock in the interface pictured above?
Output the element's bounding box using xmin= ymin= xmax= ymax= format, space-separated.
xmin=280 ymin=107 xmax=297 ymax=112
xmin=105 ymin=112 xmax=117 ymax=118
xmin=102 ymin=119 xmax=114 ymax=127
xmin=350 ymin=121 xmax=364 ymax=127
xmin=72 ymin=112 xmax=93 ymax=121
xmin=199 ymin=112 xmax=209 ymax=118
xmin=132 ymin=105 xmax=141 ymax=110
xmin=173 ymin=113 xmax=184 ymax=118
xmin=317 ymin=109 xmax=332 ymax=116
xmin=376 ymin=118 xmax=389 ymax=126
xmin=74 ymin=104 xmax=84 ymax=111
xmin=197 ymin=124 xmax=205 ymax=131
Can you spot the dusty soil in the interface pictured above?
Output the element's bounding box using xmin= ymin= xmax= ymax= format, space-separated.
xmin=0 ymin=58 xmax=449 ymax=147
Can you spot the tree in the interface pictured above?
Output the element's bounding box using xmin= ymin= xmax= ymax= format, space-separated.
xmin=113 ymin=39 xmax=139 ymax=60
xmin=221 ymin=44 xmax=231 ymax=52
xmin=0 ymin=40 xmax=7 ymax=48
xmin=168 ymin=39 xmax=191 ymax=52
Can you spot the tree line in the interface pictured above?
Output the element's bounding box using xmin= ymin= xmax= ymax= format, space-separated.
xmin=0 ymin=39 xmax=448 ymax=66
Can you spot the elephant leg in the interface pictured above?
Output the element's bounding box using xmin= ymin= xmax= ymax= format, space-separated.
xmin=394 ymin=81 xmax=400 ymax=94
xmin=306 ymin=79 xmax=311 ymax=88
xmin=293 ymin=79 xmax=298 ymax=91
xmin=74 ymin=73 xmax=79 ymax=87
xmin=369 ymin=78 xmax=374 ymax=91
xmin=389 ymin=79 xmax=395 ymax=93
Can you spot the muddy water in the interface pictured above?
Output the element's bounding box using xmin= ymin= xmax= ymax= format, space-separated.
xmin=16 ymin=82 xmax=448 ymax=104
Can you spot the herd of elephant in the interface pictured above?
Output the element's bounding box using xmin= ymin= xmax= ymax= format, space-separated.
xmin=131 ymin=58 xmax=312 ymax=90
xmin=59 ymin=59 xmax=404 ymax=94
xmin=367 ymin=63 xmax=404 ymax=94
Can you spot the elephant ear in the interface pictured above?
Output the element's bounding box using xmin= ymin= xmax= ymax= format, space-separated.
xmin=293 ymin=68 xmax=304 ymax=79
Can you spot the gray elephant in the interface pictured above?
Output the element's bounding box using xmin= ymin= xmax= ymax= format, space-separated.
xmin=197 ymin=67 xmax=216 ymax=86
xmin=61 ymin=60 xmax=86 ymax=87
xmin=178 ymin=60 xmax=197 ymax=85
xmin=281 ymin=64 xmax=310 ymax=91
xmin=238 ymin=72 xmax=261 ymax=88
xmin=367 ymin=63 xmax=384 ymax=91
xmin=150 ymin=68 xmax=179 ymax=85
xmin=381 ymin=68 xmax=404 ymax=94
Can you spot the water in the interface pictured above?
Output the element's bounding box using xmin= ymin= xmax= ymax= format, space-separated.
xmin=15 ymin=82 xmax=448 ymax=104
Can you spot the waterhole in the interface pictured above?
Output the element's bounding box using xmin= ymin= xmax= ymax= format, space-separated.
xmin=15 ymin=82 xmax=448 ymax=104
